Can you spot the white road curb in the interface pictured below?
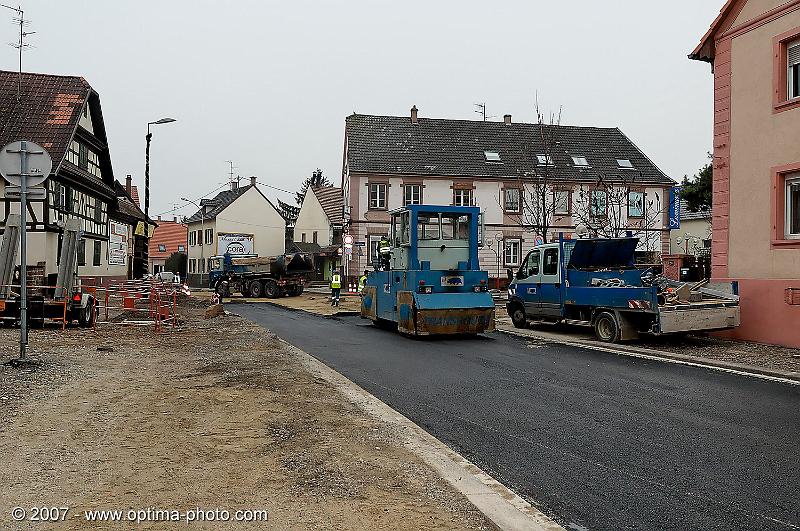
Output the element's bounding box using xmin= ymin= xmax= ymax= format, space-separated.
xmin=280 ymin=339 xmax=565 ymax=531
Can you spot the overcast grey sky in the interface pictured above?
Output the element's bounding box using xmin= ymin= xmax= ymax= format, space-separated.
xmin=11 ymin=0 xmax=720 ymax=217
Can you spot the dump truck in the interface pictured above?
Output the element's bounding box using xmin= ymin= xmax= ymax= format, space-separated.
xmin=506 ymin=236 xmax=740 ymax=342
xmin=209 ymin=252 xmax=313 ymax=298
xmin=360 ymin=205 xmax=495 ymax=335
xmin=0 ymin=216 xmax=97 ymax=327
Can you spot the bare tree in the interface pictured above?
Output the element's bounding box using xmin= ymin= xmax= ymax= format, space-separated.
xmin=513 ymin=98 xmax=563 ymax=244
xmin=572 ymin=174 xmax=667 ymax=253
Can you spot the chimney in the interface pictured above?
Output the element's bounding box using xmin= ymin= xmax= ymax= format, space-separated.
xmin=410 ymin=105 xmax=418 ymax=124
xmin=230 ymin=180 xmax=238 ymax=191
xmin=250 ymin=176 xmax=257 ymax=187
xmin=157 ymin=215 xmax=162 ymax=221
xmin=125 ymin=174 xmax=132 ymax=195
xmin=173 ymin=216 xmax=177 ymax=223
xmin=504 ymin=114 xmax=512 ymax=125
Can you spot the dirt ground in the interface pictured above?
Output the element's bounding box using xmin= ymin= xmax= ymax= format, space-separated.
xmin=0 ymin=298 xmax=494 ymax=530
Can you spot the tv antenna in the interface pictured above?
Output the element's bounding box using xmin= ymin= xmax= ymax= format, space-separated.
xmin=225 ymin=160 xmax=237 ymax=186
xmin=474 ymin=102 xmax=494 ymax=122
xmin=2 ymin=4 xmax=34 ymax=102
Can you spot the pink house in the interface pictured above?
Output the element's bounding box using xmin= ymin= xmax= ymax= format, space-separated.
xmin=691 ymin=0 xmax=800 ymax=347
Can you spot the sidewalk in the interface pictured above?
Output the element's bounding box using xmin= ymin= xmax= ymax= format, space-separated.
xmin=0 ymin=297 xmax=494 ymax=530
xmin=493 ymin=306 xmax=800 ymax=382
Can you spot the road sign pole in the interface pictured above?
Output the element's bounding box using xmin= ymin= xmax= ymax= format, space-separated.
xmin=18 ymin=141 xmax=28 ymax=359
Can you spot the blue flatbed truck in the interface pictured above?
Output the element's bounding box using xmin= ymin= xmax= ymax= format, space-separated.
xmin=360 ymin=205 xmax=495 ymax=336
xmin=506 ymin=237 xmax=740 ymax=342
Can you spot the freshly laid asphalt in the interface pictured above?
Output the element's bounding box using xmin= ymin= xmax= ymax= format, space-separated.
xmin=234 ymin=303 xmax=800 ymax=531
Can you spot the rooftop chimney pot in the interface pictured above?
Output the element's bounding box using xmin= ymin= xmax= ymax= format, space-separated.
xmin=504 ymin=114 xmax=512 ymax=125
xmin=250 ymin=176 xmax=257 ymax=187
xmin=410 ymin=105 xmax=418 ymax=124
xmin=230 ymin=180 xmax=238 ymax=191
xmin=125 ymin=174 xmax=132 ymax=195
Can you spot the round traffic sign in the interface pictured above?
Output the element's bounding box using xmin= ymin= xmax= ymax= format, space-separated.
xmin=0 ymin=140 xmax=52 ymax=187
xmin=343 ymin=234 xmax=353 ymax=245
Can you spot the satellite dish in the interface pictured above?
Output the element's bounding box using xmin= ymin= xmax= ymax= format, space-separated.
xmin=575 ymin=224 xmax=589 ymax=238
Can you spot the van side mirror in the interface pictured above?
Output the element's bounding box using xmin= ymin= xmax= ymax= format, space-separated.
xmin=506 ymin=268 xmax=514 ymax=281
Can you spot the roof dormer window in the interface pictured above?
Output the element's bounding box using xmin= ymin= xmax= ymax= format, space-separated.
xmin=536 ymin=154 xmax=554 ymax=166
xmin=572 ymin=156 xmax=589 ymax=167
xmin=616 ymin=158 xmax=634 ymax=169
xmin=484 ymin=151 xmax=501 ymax=162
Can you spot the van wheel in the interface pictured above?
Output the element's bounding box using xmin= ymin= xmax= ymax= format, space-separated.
xmin=249 ymin=281 xmax=264 ymax=298
xmin=594 ymin=312 xmax=620 ymax=343
xmin=510 ymin=305 xmax=527 ymax=329
xmin=78 ymin=298 xmax=96 ymax=327
xmin=264 ymin=280 xmax=280 ymax=299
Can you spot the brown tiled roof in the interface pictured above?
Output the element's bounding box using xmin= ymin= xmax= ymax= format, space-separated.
xmin=130 ymin=185 xmax=141 ymax=207
xmin=311 ymin=186 xmax=343 ymax=224
xmin=112 ymin=180 xmax=149 ymax=222
xmin=0 ymin=71 xmax=90 ymax=170
xmin=150 ymin=220 xmax=188 ymax=260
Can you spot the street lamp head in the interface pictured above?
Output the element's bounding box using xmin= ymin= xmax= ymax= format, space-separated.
xmin=180 ymin=197 xmax=189 ymax=202
xmin=151 ymin=117 xmax=176 ymax=125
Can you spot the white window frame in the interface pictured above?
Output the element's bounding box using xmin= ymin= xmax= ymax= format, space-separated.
xmin=627 ymin=190 xmax=645 ymax=218
xmin=368 ymin=235 xmax=383 ymax=264
xmin=204 ymin=228 xmax=213 ymax=245
xmin=536 ymin=154 xmax=554 ymax=166
xmin=591 ymin=190 xmax=608 ymax=218
xmin=453 ymin=188 xmax=473 ymax=207
xmin=369 ymin=183 xmax=387 ymax=210
xmin=616 ymin=158 xmax=634 ymax=169
xmin=503 ymin=238 xmax=522 ymax=267
xmin=553 ymin=190 xmax=570 ymax=216
xmin=789 ymin=40 xmax=800 ymax=100
xmin=571 ymin=156 xmax=589 ymax=167
xmin=786 ymin=173 xmax=800 ymax=239
xmin=504 ymin=188 xmax=520 ymax=213
xmin=404 ymin=184 xmax=422 ymax=205
xmin=484 ymin=151 xmax=501 ymax=162
xmin=188 ymin=231 xmax=195 ymax=246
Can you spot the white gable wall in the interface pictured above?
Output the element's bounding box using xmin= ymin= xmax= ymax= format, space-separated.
xmin=294 ymin=188 xmax=331 ymax=245
xmin=216 ymin=186 xmax=285 ymax=257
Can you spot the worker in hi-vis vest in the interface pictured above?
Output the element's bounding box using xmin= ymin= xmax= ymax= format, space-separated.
xmin=378 ymin=236 xmax=391 ymax=270
xmin=330 ymin=268 xmax=342 ymax=307
xmin=358 ymin=270 xmax=368 ymax=294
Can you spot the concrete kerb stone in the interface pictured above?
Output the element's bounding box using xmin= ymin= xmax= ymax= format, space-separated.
xmin=496 ymin=325 xmax=800 ymax=386
xmin=279 ymin=339 xmax=565 ymax=531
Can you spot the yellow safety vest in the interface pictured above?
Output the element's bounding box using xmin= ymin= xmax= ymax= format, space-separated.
xmin=331 ymin=274 xmax=341 ymax=289
xmin=358 ymin=275 xmax=367 ymax=291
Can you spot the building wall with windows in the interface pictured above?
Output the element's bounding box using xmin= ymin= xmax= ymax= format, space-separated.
xmin=691 ymin=0 xmax=800 ymax=347
xmin=346 ymin=171 xmax=669 ymax=279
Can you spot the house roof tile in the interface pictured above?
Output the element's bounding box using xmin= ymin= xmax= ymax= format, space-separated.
xmin=0 ymin=71 xmax=90 ymax=172
xmin=345 ymin=114 xmax=674 ymax=185
xmin=185 ymin=185 xmax=252 ymax=223
xmin=311 ymin=186 xmax=343 ymax=224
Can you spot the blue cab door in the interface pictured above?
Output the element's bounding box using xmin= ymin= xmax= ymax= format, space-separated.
xmin=514 ymin=249 xmax=541 ymax=316
xmin=538 ymin=246 xmax=562 ymax=317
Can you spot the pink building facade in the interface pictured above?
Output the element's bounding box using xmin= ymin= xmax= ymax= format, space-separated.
xmin=691 ymin=0 xmax=800 ymax=347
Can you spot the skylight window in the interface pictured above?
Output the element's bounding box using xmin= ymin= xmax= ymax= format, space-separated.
xmin=536 ymin=154 xmax=554 ymax=166
xmin=616 ymin=158 xmax=634 ymax=169
xmin=484 ymin=151 xmax=501 ymax=162
xmin=572 ymin=156 xmax=589 ymax=167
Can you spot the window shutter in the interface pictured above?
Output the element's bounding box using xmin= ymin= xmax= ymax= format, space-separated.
xmin=789 ymin=41 xmax=800 ymax=66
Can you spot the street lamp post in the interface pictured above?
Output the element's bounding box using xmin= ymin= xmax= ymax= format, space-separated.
xmin=144 ymin=117 xmax=176 ymax=217
xmin=182 ymin=197 xmax=205 ymax=287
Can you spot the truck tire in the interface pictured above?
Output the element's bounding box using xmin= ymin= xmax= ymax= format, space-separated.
xmin=249 ymin=280 xmax=264 ymax=298
xmin=291 ymin=284 xmax=304 ymax=296
xmin=264 ymin=280 xmax=280 ymax=299
xmin=214 ymin=280 xmax=229 ymax=297
xmin=78 ymin=298 xmax=96 ymax=328
xmin=594 ymin=311 xmax=620 ymax=343
xmin=509 ymin=304 xmax=527 ymax=329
